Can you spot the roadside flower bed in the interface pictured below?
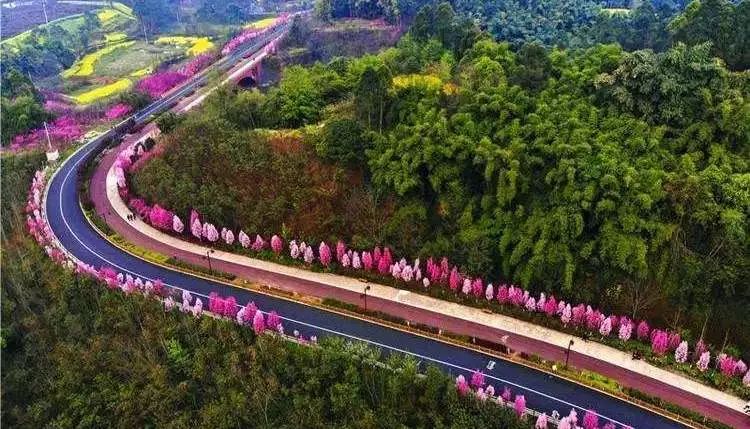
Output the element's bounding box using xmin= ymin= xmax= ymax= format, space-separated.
xmin=456 ymin=370 xmax=628 ymax=429
xmin=112 ymin=140 xmax=750 ymax=399
xmin=135 ymin=52 xmax=216 ymax=98
xmin=24 ymin=168 xmax=317 ymax=347
xmin=26 ymin=166 xmax=560 ymax=429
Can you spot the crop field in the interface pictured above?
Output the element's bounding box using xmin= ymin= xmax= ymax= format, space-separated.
xmin=243 ymin=16 xmax=278 ymax=29
xmin=155 ymin=36 xmax=215 ymax=56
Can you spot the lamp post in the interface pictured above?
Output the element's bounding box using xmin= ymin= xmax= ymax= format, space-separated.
xmin=565 ymin=339 xmax=575 ymax=368
xmin=360 ymin=285 xmax=371 ymax=312
xmin=203 ymin=248 xmax=215 ymax=274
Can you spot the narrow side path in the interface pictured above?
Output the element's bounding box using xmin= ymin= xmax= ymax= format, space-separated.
xmin=91 ymin=131 xmax=749 ymax=428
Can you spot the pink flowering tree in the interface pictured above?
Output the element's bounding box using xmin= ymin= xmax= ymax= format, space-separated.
xmin=172 ymin=215 xmax=184 ymax=233
xmin=470 ymin=370 xmax=485 ymax=388
xmin=455 ymin=375 xmax=469 ymax=396
xmin=319 ymin=242 xmax=332 ymax=267
xmin=251 ymin=234 xmax=265 ymax=251
xmin=513 ymin=394 xmax=526 ymax=417
xmin=105 ymin=103 xmax=132 ymax=120
xmin=239 ymin=230 xmax=251 ymax=248
xmin=651 ymin=330 xmax=669 ymax=355
xmin=252 ymin=310 xmax=266 ymax=334
xmin=271 ymin=234 xmax=283 ymax=254
xmin=202 ymin=223 xmax=219 ymax=242
xmin=697 ymin=351 xmax=710 ymax=371
xmin=535 ymin=413 xmax=548 ymax=429
xmin=636 ymin=321 xmax=650 ymax=340
xmin=582 ymin=410 xmax=599 ymax=429
xmin=675 ymin=341 xmax=689 ymax=363
xmin=618 ymin=318 xmax=632 ymax=341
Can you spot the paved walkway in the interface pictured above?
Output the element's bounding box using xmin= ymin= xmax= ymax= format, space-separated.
xmin=88 ymin=76 xmax=748 ymax=428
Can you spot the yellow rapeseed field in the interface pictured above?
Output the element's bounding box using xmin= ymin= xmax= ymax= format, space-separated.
xmin=62 ymin=41 xmax=135 ymax=78
xmin=155 ymin=36 xmax=214 ymax=56
xmin=243 ymin=17 xmax=277 ymax=29
xmin=72 ymin=79 xmax=132 ymax=104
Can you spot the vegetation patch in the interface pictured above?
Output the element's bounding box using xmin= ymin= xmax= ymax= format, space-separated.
xmin=243 ymin=17 xmax=278 ymax=29
xmin=62 ymin=41 xmax=135 ymax=78
xmin=155 ymin=36 xmax=215 ymax=56
xmin=71 ymin=78 xmax=132 ymax=105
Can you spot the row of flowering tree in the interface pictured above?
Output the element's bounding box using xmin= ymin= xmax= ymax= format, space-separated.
xmin=24 ymin=168 xmax=321 ymax=348
xmin=455 ymin=369 xmax=628 ymax=429
xmin=220 ymin=14 xmax=291 ymax=55
xmin=111 ymin=142 xmax=750 ymax=394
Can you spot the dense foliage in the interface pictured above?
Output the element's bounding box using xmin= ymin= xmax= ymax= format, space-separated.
xmin=133 ymin=5 xmax=749 ymax=357
xmin=2 ymin=155 xmax=532 ymax=429
xmin=0 ymin=71 xmax=51 ymax=146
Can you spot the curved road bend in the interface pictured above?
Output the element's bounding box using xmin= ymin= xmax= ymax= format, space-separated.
xmin=48 ymin=142 xmax=687 ymax=429
xmin=45 ymin=25 xmax=692 ymax=429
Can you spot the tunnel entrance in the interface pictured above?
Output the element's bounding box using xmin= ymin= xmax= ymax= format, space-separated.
xmin=237 ymin=76 xmax=257 ymax=88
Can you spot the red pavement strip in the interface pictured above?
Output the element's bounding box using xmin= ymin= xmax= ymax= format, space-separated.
xmin=91 ymin=125 xmax=749 ymax=429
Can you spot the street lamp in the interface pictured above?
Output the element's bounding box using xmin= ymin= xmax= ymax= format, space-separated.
xmin=565 ymin=339 xmax=575 ymax=368
xmin=360 ymin=285 xmax=371 ymax=312
xmin=203 ymin=248 xmax=215 ymax=274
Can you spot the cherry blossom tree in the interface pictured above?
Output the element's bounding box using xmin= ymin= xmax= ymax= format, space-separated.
xmin=651 ymin=330 xmax=668 ymax=355
xmin=636 ymin=321 xmax=650 ymax=340
xmin=202 ymin=223 xmax=219 ymax=242
xmin=239 ymin=230 xmax=251 ymax=248
xmin=252 ymin=310 xmax=265 ymax=334
xmin=271 ymin=235 xmax=283 ymax=254
xmin=449 ymin=267 xmax=461 ymax=291
xmin=697 ymin=351 xmax=710 ymax=371
xmin=535 ymin=413 xmax=548 ymax=429
xmin=266 ymin=311 xmax=282 ymax=333
xmin=455 ymin=375 xmax=469 ymax=395
xmin=514 ymin=395 xmax=526 ymax=417
xmin=501 ymin=386 xmax=512 ymax=402
xmin=582 ymin=410 xmax=599 ymax=429
xmin=675 ymin=341 xmax=689 ymax=363
xmin=718 ymin=354 xmax=736 ymax=376
xmin=497 ymin=285 xmax=509 ymax=304
xmin=303 ymin=246 xmax=314 ymax=264
xmin=470 ymin=370 xmax=485 ymax=388
xmin=471 ymin=278 xmax=483 ymax=297
xmin=618 ymin=318 xmax=632 ymax=341
xmin=336 ymin=240 xmax=347 ymax=262
xmin=362 ymin=251 xmax=373 ymax=270
xmin=525 ymin=297 xmax=537 ymax=312
xmin=192 ymin=298 xmax=203 ymax=317
xmin=252 ymin=234 xmax=265 ymax=251
xmin=172 ymin=215 xmax=184 ymax=233
xmin=319 ymin=242 xmax=332 ymax=267
xmin=561 ymin=304 xmax=572 ymax=325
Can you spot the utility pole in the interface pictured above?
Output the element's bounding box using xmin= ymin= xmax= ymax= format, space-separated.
xmin=41 ymin=0 xmax=49 ymax=25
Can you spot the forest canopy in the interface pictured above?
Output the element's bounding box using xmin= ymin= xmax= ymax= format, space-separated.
xmin=132 ymin=4 xmax=749 ymax=352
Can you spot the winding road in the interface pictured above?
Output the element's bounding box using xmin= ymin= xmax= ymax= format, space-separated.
xmin=41 ymin=24 xmax=695 ymax=429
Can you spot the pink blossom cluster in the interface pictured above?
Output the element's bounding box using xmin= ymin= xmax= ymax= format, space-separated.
xmin=453 ymin=371 xmax=627 ymax=429
xmin=220 ymin=14 xmax=290 ymax=55
xmin=180 ymin=53 xmax=215 ymax=76
xmin=10 ymin=115 xmax=84 ymax=150
xmin=105 ymin=103 xmax=133 ymax=120
xmin=136 ymin=71 xmax=188 ymax=98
